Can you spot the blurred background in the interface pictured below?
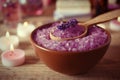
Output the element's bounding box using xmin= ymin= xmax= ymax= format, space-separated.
xmin=0 ymin=0 xmax=120 ymax=27
xmin=0 ymin=1 xmax=120 ymax=79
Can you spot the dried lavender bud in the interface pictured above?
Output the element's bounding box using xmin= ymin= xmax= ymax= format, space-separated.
xmin=57 ymin=24 xmax=66 ymax=30
xmin=64 ymin=23 xmax=69 ymax=28
xmin=57 ymin=19 xmax=78 ymax=30
xmin=68 ymin=19 xmax=78 ymax=26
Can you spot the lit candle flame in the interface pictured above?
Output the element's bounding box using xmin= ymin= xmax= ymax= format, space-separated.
xmin=24 ymin=22 xmax=28 ymax=27
xmin=117 ymin=17 xmax=120 ymax=22
xmin=10 ymin=44 xmax=14 ymax=52
xmin=6 ymin=31 xmax=10 ymax=38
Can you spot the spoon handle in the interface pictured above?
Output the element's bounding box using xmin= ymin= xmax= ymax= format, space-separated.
xmin=83 ymin=9 xmax=120 ymax=26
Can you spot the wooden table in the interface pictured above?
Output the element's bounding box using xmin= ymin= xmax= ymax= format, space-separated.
xmin=0 ymin=3 xmax=120 ymax=79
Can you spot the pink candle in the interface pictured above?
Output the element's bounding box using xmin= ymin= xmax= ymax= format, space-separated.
xmin=1 ymin=44 xmax=25 ymax=67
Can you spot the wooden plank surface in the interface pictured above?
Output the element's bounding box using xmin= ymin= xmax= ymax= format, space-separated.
xmin=0 ymin=17 xmax=120 ymax=80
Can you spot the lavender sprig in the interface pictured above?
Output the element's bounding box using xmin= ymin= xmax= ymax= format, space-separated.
xmin=57 ymin=19 xmax=78 ymax=30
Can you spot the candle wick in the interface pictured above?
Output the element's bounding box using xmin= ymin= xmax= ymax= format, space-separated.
xmin=10 ymin=51 xmax=14 ymax=56
xmin=11 ymin=51 xmax=14 ymax=53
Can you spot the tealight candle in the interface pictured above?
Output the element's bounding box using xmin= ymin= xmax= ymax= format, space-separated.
xmin=110 ymin=17 xmax=120 ymax=31
xmin=1 ymin=44 xmax=25 ymax=67
xmin=17 ymin=22 xmax=35 ymax=38
xmin=0 ymin=31 xmax=19 ymax=51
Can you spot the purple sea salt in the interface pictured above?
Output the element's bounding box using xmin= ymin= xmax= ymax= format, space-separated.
xmin=34 ymin=23 xmax=108 ymax=52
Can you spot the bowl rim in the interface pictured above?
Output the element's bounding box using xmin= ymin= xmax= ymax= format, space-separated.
xmin=30 ymin=22 xmax=111 ymax=54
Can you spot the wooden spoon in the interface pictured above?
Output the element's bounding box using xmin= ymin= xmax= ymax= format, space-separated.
xmin=50 ymin=9 xmax=120 ymax=41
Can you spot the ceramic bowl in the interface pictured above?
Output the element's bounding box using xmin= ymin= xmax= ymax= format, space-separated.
xmin=30 ymin=23 xmax=111 ymax=75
